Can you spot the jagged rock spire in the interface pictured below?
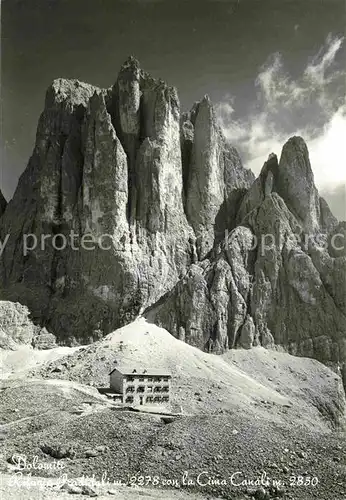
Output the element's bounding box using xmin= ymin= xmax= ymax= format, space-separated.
xmin=121 ymin=55 xmax=141 ymax=70
xmin=276 ymin=136 xmax=320 ymax=231
xmin=1 ymin=58 xmax=343 ymax=385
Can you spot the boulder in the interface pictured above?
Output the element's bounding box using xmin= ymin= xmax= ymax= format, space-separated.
xmin=0 ymin=301 xmax=36 ymax=346
xmin=32 ymin=327 xmax=57 ymax=350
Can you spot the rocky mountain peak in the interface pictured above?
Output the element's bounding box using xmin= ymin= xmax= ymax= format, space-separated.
xmin=120 ymin=55 xmax=141 ymax=73
xmin=1 ymin=60 xmax=254 ymax=341
xmin=45 ymin=78 xmax=99 ymax=109
xmin=276 ymin=135 xmax=321 ymax=232
xmin=0 ymin=59 xmax=344 ymax=387
xmin=260 ymin=152 xmax=279 ymax=195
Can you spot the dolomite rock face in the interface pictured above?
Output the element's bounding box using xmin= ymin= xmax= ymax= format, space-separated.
xmin=184 ymin=96 xmax=254 ymax=258
xmin=246 ymin=192 xmax=345 ymax=362
xmin=276 ymin=137 xmax=322 ymax=232
xmin=1 ymin=58 xmax=253 ymax=342
xmin=276 ymin=137 xmax=338 ymax=234
xmin=146 ymin=225 xmax=257 ymax=352
xmin=0 ymin=301 xmax=36 ymax=347
xmin=237 ymin=153 xmax=279 ymax=224
xmin=147 ymin=136 xmax=346 ymax=378
xmin=0 ymin=79 xmax=102 ymax=334
xmin=0 ymin=57 xmax=344 ymax=382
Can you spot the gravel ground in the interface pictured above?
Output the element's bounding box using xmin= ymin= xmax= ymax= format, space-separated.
xmin=1 ymin=319 xmax=345 ymax=500
xmin=2 ymin=406 xmax=345 ymax=500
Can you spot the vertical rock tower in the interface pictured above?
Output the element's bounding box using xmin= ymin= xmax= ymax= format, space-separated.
xmin=0 ymin=58 xmax=254 ymax=342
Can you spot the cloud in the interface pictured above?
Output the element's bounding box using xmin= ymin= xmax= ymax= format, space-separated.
xmin=305 ymin=34 xmax=343 ymax=90
xmin=216 ymin=34 xmax=346 ymax=218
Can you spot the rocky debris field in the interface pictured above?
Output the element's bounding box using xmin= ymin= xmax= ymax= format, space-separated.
xmin=1 ymin=404 xmax=346 ymax=500
xmin=28 ymin=319 xmax=345 ymax=430
xmin=0 ymin=49 xmax=345 ymax=500
xmin=1 ymin=320 xmax=345 ymax=500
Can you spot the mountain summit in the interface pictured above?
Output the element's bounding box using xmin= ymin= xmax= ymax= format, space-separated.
xmin=0 ymin=59 xmax=344 ymax=385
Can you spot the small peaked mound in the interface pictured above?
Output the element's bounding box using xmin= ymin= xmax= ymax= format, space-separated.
xmin=34 ymin=317 xmax=291 ymax=409
xmin=29 ymin=317 xmax=346 ymax=430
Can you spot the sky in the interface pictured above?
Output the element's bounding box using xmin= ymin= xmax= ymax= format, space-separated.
xmin=1 ymin=0 xmax=346 ymax=219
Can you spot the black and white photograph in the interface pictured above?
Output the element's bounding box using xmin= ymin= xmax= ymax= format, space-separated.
xmin=1 ymin=1 xmax=345 ymax=499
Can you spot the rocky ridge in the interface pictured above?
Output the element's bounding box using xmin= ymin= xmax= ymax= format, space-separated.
xmin=147 ymin=140 xmax=346 ymax=382
xmin=0 ymin=57 xmax=345 ymax=382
